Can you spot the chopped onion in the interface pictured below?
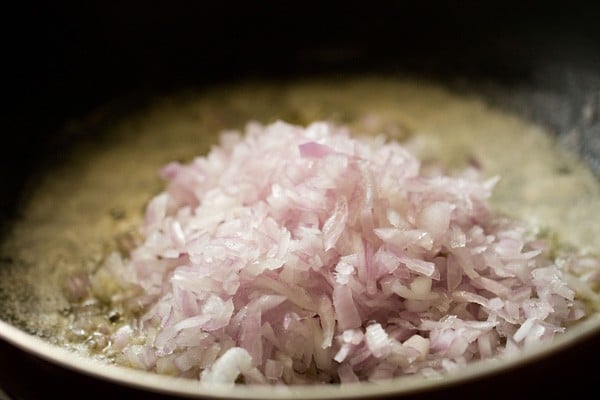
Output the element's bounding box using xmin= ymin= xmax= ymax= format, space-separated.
xmin=94 ymin=120 xmax=598 ymax=384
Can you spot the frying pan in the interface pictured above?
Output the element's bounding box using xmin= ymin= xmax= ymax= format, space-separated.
xmin=2 ymin=2 xmax=600 ymax=399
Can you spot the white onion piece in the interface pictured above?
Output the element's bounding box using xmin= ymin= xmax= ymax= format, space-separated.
xmin=200 ymin=347 xmax=253 ymax=384
xmin=402 ymin=334 xmax=430 ymax=361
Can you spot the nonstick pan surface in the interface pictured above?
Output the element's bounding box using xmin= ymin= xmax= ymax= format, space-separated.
xmin=2 ymin=2 xmax=599 ymax=399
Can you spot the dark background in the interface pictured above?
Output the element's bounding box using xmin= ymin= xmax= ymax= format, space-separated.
xmin=2 ymin=1 xmax=600 ymax=399
xmin=3 ymin=1 xmax=600 ymax=207
xmin=6 ymin=2 xmax=600 ymax=142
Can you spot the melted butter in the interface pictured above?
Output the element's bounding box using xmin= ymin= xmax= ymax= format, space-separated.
xmin=1 ymin=76 xmax=599 ymax=346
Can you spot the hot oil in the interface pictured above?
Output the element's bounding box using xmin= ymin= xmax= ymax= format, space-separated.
xmin=0 ymin=76 xmax=599 ymax=358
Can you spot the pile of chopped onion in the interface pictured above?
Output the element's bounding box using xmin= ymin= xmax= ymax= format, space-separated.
xmin=101 ymin=120 xmax=595 ymax=384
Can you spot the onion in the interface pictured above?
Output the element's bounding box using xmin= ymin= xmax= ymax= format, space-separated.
xmin=94 ymin=120 xmax=598 ymax=384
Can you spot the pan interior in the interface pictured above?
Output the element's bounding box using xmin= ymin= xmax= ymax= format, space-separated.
xmin=0 ymin=76 xmax=598 ymax=380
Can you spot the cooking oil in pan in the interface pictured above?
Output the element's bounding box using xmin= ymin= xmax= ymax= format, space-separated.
xmin=0 ymin=77 xmax=599 ymax=362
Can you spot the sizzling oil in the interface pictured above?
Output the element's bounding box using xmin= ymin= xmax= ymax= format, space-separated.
xmin=1 ymin=77 xmax=599 ymax=356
